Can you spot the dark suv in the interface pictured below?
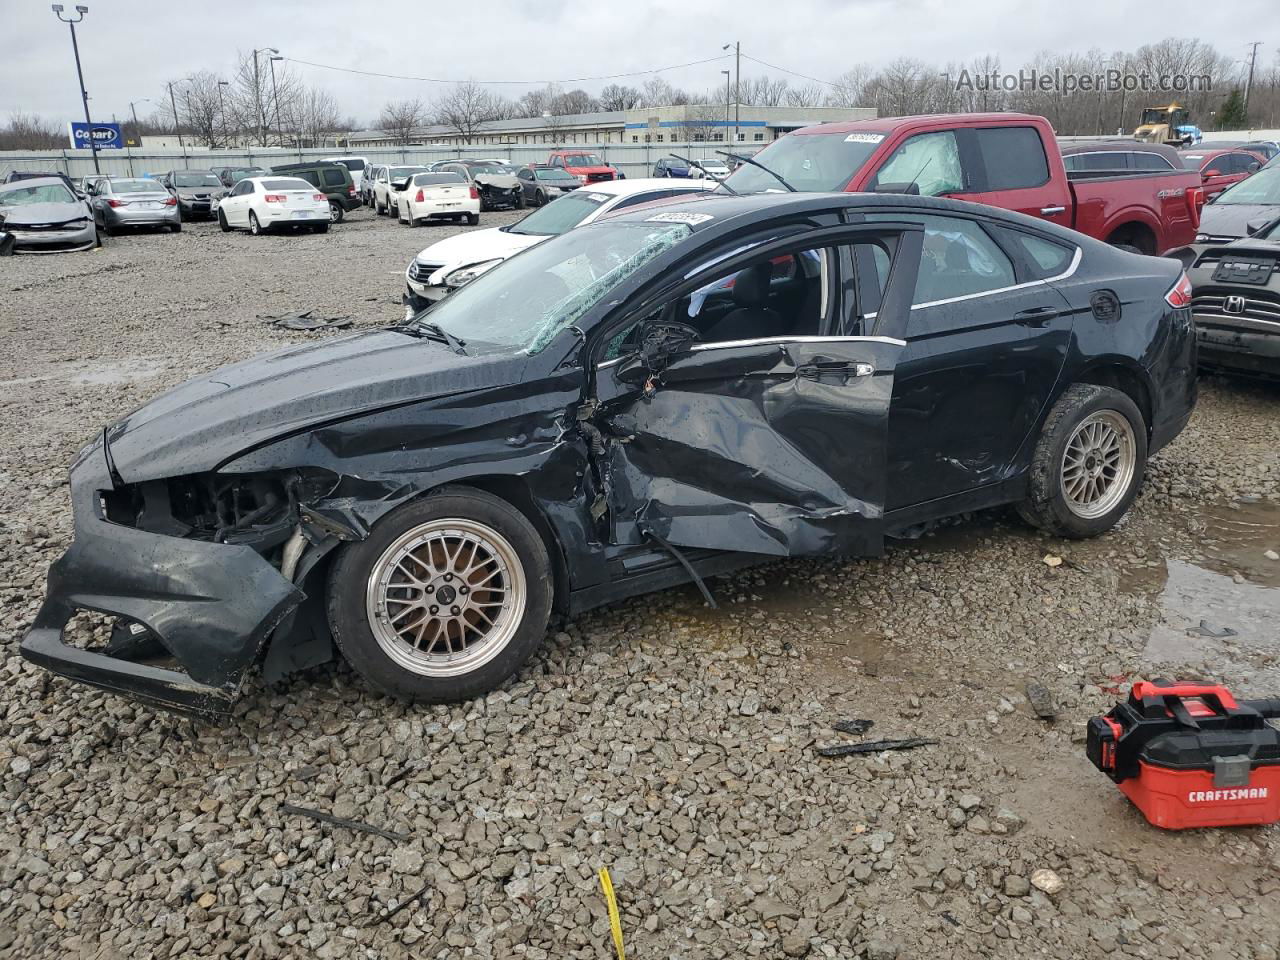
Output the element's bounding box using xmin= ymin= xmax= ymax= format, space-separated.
xmin=269 ymin=161 xmax=360 ymax=223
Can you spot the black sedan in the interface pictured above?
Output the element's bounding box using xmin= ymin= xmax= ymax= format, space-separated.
xmin=1188 ymin=221 xmax=1280 ymax=378
xmin=22 ymin=192 xmax=1196 ymax=715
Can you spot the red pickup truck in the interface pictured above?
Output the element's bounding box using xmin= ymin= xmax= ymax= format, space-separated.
xmin=724 ymin=113 xmax=1203 ymax=254
xmin=547 ymin=150 xmax=618 ymax=184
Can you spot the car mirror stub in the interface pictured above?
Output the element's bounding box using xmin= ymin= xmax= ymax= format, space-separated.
xmin=639 ymin=320 xmax=701 ymax=372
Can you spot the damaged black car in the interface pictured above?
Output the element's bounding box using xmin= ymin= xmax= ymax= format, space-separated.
xmin=22 ymin=192 xmax=1196 ymax=715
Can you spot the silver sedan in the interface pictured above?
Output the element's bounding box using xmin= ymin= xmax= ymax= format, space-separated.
xmin=90 ymin=178 xmax=182 ymax=234
xmin=0 ymin=177 xmax=99 ymax=253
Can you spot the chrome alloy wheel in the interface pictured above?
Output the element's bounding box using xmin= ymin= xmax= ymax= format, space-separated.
xmin=366 ymin=518 xmax=526 ymax=677
xmin=1061 ymin=411 xmax=1136 ymax=520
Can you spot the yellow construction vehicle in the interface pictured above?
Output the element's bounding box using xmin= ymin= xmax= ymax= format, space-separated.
xmin=1133 ymin=103 xmax=1191 ymax=145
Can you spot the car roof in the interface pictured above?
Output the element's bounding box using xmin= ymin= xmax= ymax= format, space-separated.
xmin=602 ymin=189 xmax=1099 ymax=247
xmin=0 ymin=176 xmax=69 ymax=191
xmin=573 ymin=178 xmax=712 ymax=197
xmin=789 ymin=112 xmax=1044 ymax=137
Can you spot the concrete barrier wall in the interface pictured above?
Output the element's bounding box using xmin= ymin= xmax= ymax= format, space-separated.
xmin=0 ymin=142 xmax=747 ymax=182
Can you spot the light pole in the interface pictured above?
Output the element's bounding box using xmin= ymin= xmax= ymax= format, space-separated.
xmin=722 ymin=41 xmax=740 ymax=146
xmin=252 ymin=47 xmax=278 ymax=146
xmin=217 ymin=79 xmax=229 ymax=148
xmin=127 ymin=96 xmax=150 ymax=176
xmin=269 ymin=54 xmax=284 ymax=147
xmin=167 ymin=76 xmax=194 ymax=160
xmin=52 ymin=4 xmax=99 ymax=173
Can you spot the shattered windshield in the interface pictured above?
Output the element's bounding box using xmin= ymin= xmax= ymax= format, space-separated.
xmin=417 ymin=221 xmax=691 ymax=355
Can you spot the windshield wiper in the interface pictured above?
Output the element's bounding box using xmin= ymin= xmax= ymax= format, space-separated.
xmin=669 ymin=153 xmax=739 ymax=195
xmin=717 ymin=150 xmax=796 ymax=192
xmin=410 ymin=319 xmax=468 ymax=354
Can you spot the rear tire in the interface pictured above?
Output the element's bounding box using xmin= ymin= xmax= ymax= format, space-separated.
xmin=466 ymin=212 xmax=479 ymax=226
xmin=249 ymin=211 xmax=262 ymax=236
xmin=169 ymin=222 xmax=182 ymax=233
xmin=312 ymin=223 xmax=329 ymax=234
xmin=1017 ymin=383 xmax=1147 ymax=539
xmin=329 ymin=201 xmax=344 ymax=224
xmin=327 ymin=488 xmax=553 ymax=703
xmin=218 ymin=209 xmax=232 ymax=232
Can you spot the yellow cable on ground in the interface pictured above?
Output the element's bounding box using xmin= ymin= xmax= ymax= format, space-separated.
xmin=598 ymin=866 xmax=626 ymax=960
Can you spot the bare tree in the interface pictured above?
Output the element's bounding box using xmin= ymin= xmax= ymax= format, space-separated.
xmin=641 ymin=76 xmax=691 ymax=107
xmin=379 ymin=98 xmax=426 ymax=144
xmin=517 ymin=84 xmax=557 ymax=118
xmin=552 ymin=88 xmax=598 ymax=116
xmin=598 ymin=84 xmax=643 ymax=111
xmin=291 ymin=87 xmax=345 ymax=147
xmin=173 ymin=71 xmax=227 ymax=148
xmin=434 ymin=81 xmax=503 ymax=140
xmin=0 ymin=112 xmax=64 ymax=150
xmin=826 ymin=66 xmax=872 ymax=108
xmin=224 ymin=49 xmax=305 ymax=146
xmin=738 ymin=75 xmax=789 ymax=107
xmin=784 ymin=84 xmax=825 ymax=108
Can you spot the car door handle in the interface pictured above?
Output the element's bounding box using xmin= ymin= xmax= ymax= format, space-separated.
xmin=797 ymin=360 xmax=875 ymax=379
xmin=1013 ymin=307 xmax=1060 ymax=327
xmin=1040 ymin=205 xmax=1066 ymax=216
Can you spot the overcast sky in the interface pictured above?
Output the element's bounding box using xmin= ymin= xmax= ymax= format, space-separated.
xmin=2 ymin=0 xmax=1275 ymax=128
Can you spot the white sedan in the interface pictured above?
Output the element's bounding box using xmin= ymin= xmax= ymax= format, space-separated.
xmin=396 ymin=172 xmax=480 ymax=226
xmin=403 ymin=177 xmax=715 ymax=315
xmin=690 ymin=160 xmax=732 ymax=181
xmin=216 ymin=176 xmax=331 ymax=235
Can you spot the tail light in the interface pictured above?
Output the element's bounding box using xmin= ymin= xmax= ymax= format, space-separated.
xmin=415 ymin=189 xmax=425 ymax=202
xmin=106 ymin=198 xmax=124 ymax=208
xmin=163 ymin=196 xmax=177 ymax=206
xmin=469 ymin=185 xmax=479 ymax=200
xmin=313 ymin=193 xmax=326 ymax=202
xmin=347 ymin=185 xmax=356 ymax=196
xmin=1187 ymin=186 xmax=1205 ymax=230
xmin=1165 ymin=271 xmax=1193 ymax=308
xmin=263 ymin=194 xmax=286 ymax=203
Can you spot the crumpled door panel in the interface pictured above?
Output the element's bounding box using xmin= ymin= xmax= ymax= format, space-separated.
xmin=601 ymin=338 xmax=901 ymax=557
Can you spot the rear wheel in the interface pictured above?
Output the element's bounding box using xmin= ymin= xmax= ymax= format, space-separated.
xmin=1017 ymin=383 xmax=1147 ymax=538
xmin=169 ymin=222 xmax=182 ymax=233
xmin=249 ymin=211 xmax=262 ymax=235
xmin=328 ymin=488 xmax=553 ymax=702
xmin=466 ymin=212 xmax=479 ymax=226
xmin=329 ymin=201 xmax=344 ymax=224
xmin=312 ymin=223 xmax=329 ymax=234
xmin=218 ymin=209 xmax=232 ymax=232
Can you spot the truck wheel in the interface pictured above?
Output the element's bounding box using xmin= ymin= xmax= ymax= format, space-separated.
xmin=328 ymin=488 xmax=553 ymax=703
xmin=1112 ymin=243 xmax=1143 ymax=255
xmin=1017 ymin=383 xmax=1147 ymax=539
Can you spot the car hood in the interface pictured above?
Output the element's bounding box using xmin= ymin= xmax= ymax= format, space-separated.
xmin=473 ymin=173 xmax=521 ymax=189
xmin=412 ymin=225 xmax=545 ymax=270
xmin=0 ymin=201 xmax=87 ymax=225
xmin=105 ymin=329 xmax=523 ymax=483
xmin=1199 ymin=203 xmax=1279 ymax=238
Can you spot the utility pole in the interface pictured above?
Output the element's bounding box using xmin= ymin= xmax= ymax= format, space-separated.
xmin=167 ymin=77 xmax=192 ymax=161
xmin=52 ymin=4 xmax=99 ymax=174
xmin=1243 ymin=41 xmax=1262 ymax=121
xmin=269 ymin=54 xmax=284 ymax=147
xmin=252 ymin=48 xmax=279 ymax=146
xmin=722 ymin=42 xmax=740 ymax=145
xmin=217 ymin=80 xmax=229 ymax=148
xmin=722 ymin=69 xmax=731 ymax=143
xmin=127 ymin=97 xmax=148 ymax=177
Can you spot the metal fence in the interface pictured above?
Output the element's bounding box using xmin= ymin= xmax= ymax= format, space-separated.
xmin=0 ymin=142 xmax=744 ymax=182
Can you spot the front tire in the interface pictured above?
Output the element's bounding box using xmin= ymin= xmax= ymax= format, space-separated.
xmin=1017 ymin=383 xmax=1147 ymax=538
xmin=218 ymin=209 xmax=232 ymax=232
xmin=328 ymin=488 xmax=553 ymax=703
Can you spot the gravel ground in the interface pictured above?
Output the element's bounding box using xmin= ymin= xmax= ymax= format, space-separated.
xmin=3 ymin=211 xmax=1280 ymax=960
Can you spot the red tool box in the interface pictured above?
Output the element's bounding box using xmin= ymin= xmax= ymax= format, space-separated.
xmin=1087 ymin=681 xmax=1280 ymax=829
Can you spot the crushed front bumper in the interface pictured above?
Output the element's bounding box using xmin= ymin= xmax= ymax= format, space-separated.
xmin=20 ymin=437 xmax=303 ymax=715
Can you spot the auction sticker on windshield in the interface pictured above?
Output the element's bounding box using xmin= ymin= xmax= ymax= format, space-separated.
xmin=646 ymin=211 xmax=714 ymax=225
xmin=845 ymin=133 xmax=885 ymax=143
xmin=588 ymin=194 xmax=610 ymax=202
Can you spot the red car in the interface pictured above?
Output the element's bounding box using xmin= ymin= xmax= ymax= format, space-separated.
xmin=1179 ymin=147 xmax=1263 ymax=200
xmin=547 ymin=150 xmax=618 ymax=185
xmin=723 ymin=113 xmax=1204 ymax=255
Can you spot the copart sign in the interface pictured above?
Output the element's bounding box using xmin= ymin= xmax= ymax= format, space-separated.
xmin=68 ymin=121 xmax=123 ymax=150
